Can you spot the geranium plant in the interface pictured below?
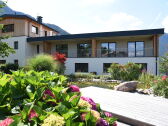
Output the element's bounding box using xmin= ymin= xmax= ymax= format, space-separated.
xmin=0 ymin=70 xmax=117 ymax=126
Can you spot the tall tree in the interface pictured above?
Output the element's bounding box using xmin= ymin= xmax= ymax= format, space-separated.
xmin=0 ymin=1 xmax=15 ymax=58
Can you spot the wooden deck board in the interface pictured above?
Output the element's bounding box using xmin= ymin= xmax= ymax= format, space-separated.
xmin=81 ymin=87 xmax=168 ymax=126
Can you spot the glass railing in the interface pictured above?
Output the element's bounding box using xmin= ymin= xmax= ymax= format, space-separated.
xmin=53 ymin=48 xmax=154 ymax=58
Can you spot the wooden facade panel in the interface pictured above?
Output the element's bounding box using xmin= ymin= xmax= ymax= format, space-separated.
xmin=0 ymin=17 xmax=58 ymax=37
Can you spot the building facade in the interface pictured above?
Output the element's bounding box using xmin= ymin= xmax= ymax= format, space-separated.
xmin=0 ymin=14 xmax=164 ymax=75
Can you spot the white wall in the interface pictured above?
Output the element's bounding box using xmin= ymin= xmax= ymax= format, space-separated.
xmin=65 ymin=57 xmax=157 ymax=75
xmin=0 ymin=36 xmax=27 ymax=66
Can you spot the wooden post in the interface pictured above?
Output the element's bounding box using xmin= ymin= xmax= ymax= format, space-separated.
xmin=92 ymin=39 xmax=97 ymax=57
xmin=153 ymin=35 xmax=158 ymax=57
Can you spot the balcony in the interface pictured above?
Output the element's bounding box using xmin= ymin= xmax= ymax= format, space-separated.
xmin=56 ymin=48 xmax=154 ymax=58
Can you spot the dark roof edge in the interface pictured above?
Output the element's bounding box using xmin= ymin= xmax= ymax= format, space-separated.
xmin=27 ymin=28 xmax=164 ymax=42
xmin=0 ymin=14 xmax=58 ymax=32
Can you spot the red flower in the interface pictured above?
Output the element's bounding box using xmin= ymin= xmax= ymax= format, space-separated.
xmin=44 ymin=89 xmax=55 ymax=98
xmin=0 ymin=118 xmax=14 ymax=126
xmin=28 ymin=109 xmax=38 ymax=121
xmin=53 ymin=53 xmax=67 ymax=64
xmin=162 ymin=75 xmax=168 ymax=81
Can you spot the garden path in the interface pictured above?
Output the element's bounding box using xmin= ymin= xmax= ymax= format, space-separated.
xmin=81 ymin=86 xmax=168 ymax=126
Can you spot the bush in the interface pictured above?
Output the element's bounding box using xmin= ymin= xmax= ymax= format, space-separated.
xmin=28 ymin=54 xmax=56 ymax=72
xmin=138 ymin=72 xmax=155 ymax=89
xmin=151 ymin=75 xmax=168 ymax=98
xmin=160 ymin=53 xmax=168 ymax=75
xmin=0 ymin=63 xmax=19 ymax=74
xmin=108 ymin=62 xmax=142 ymax=81
xmin=0 ymin=70 xmax=117 ymax=125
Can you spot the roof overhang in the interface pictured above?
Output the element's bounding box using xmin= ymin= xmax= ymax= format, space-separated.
xmin=27 ymin=28 xmax=164 ymax=42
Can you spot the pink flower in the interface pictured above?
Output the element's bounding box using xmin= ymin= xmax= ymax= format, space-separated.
xmin=104 ymin=112 xmax=112 ymax=117
xmin=80 ymin=113 xmax=87 ymax=121
xmin=44 ymin=89 xmax=55 ymax=98
xmin=28 ymin=109 xmax=38 ymax=121
xmin=96 ymin=118 xmax=109 ymax=126
xmin=69 ymin=85 xmax=80 ymax=92
xmin=113 ymin=122 xmax=117 ymax=126
xmin=154 ymin=80 xmax=158 ymax=83
xmin=162 ymin=75 xmax=168 ymax=81
xmin=0 ymin=118 xmax=14 ymax=126
xmin=81 ymin=96 xmax=97 ymax=110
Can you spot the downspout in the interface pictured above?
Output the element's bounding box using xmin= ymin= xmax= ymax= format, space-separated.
xmin=156 ymin=56 xmax=158 ymax=75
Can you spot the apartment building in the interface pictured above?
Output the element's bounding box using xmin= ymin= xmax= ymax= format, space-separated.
xmin=0 ymin=5 xmax=165 ymax=75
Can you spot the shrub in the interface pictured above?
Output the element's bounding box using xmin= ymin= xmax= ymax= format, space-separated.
xmin=160 ymin=53 xmax=168 ymax=75
xmin=0 ymin=63 xmax=19 ymax=74
xmin=53 ymin=53 xmax=67 ymax=74
xmin=28 ymin=54 xmax=56 ymax=72
xmin=151 ymin=75 xmax=168 ymax=98
xmin=0 ymin=70 xmax=117 ymax=125
xmin=138 ymin=72 xmax=155 ymax=89
xmin=108 ymin=62 xmax=142 ymax=81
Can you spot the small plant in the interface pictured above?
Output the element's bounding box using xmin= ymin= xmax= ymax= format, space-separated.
xmin=138 ymin=72 xmax=155 ymax=89
xmin=28 ymin=54 xmax=56 ymax=72
xmin=0 ymin=63 xmax=19 ymax=74
xmin=151 ymin=75 xmax=168 ymax=98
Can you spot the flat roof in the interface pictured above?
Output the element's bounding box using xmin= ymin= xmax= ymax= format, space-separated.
xmin=27 ymin=28 xmax=164 ymax=42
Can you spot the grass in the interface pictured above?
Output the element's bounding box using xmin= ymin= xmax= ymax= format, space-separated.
xmin=72 ymin=81 xmax=118 ymax=89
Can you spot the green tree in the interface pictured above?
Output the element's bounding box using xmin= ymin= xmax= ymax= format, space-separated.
xmin=0 ymin=2 xmax=15 ymax=58
xmin=160 ymin=53 xmax=168 ymax=75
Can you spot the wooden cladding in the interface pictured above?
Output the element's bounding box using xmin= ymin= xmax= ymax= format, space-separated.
xmin=153 ymin=35 xmax=158 ymax=57
xmin=92 ymin=39 xmax=97 ymax=57
xmin=43 ymin=41 xmax=52 ymax=54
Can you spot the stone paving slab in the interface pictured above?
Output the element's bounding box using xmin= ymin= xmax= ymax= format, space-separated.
xmin=81 ymin=86 xmax=168 ymax=126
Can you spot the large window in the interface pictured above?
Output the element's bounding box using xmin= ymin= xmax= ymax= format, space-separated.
xmin=77 ymin=43 xmax=91 ymax=57
xmin=14 ymin=41 xmax=18 ymax=49
xmin=103 ymin=63 xmax=111 ymax=73
xmin=2 ymin=24 xmax=14 ymax=33
xmin=101 ymin=42 xmax=116 ymax=57
xmin=0 ymin=60 xmax=6 ymax=64
xmin=128 ymin=41 xmax=144 ymax=57
xmin=56 ymin=44 xmax=68 ymax=56
xmin=75 ymin=63 xmax=88 ymax=72
xmin=32 ymin=26 xmax=38 ymax=34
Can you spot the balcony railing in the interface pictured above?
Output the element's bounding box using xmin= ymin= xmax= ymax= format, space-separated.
xmin=55 ymin=48 xmax=154 ymax=58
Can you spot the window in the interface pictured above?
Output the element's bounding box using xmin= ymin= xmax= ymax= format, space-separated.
xmin=101 ymin=42 xmax=116 ymax=57
xmin=0 ymin=60 xmax=6 ymax=64
xmin=56 ymin=44 xmax=68 ymax=56
xmin=32 ymin=26 xmax=38 ymax=34
xmin=2 ymin=24 xmax=14 ymax=33
xmin=14 ymin=41 xmax=18 ymax=49
xmin=103 ymin=63 xmax=112 ymax=73
xmin=14 ymin=60 xmax=18 ymax=64
xmin=103 ymin=63 xmax=118 ymax=73
xmin=128 ymin=41 xmax=144 ymax=57
xmin=77 ymin=43 xmax=91 ymax=57
xmin=45 ymin=31 xmax=47 ymax=36
xmin=75 ymin=63 xmax=88 ymax=72
xmin=37 ymin=45 xmax=40 ymax=54
xmin=136 ymin=63 xmax=147 ymax=72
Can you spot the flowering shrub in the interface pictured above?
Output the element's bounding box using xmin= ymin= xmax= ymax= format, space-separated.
xmin=0 ymin=70 xmax=117 ymax=126
xmin=151 ymin=75 xmax=168 ymax=98
xmin=53 ymin=53 xmax=67 ymax=74
xmin=108 ymin=62 xmax=142 ymax=81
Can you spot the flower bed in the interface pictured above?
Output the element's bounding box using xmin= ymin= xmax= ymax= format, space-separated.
xmin=0 ymin=70 xmax=117 ymax=126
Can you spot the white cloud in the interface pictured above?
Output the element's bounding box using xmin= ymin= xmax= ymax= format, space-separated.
xmin=81 ymin=0 xmax=115 ymax=6
xmin=162 ymin=16 xmax=168 ymax=33
xmin=94 ymin=12 xmax=143 ymax=32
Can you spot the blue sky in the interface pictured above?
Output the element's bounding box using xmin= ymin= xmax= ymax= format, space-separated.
xmin=6 ymin=0 xmax=168 ymax=33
